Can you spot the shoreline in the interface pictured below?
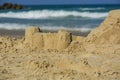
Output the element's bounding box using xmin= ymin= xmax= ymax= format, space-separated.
xmin=0 ymin=29 xmax=25 ymax=38
xmin=0 ymin=29 xmax=90 ymax=37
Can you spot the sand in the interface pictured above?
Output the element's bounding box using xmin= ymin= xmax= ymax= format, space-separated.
xmin=0 ymin=10 xmax=120 ymax=80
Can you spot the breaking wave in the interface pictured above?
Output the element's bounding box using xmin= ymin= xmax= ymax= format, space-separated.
xmin=79 ymin=7 xmax=105 ymax=10
xmin=0 ymin=23 xmax=92 ymax=32
xmin=0 ymin=10 xmax=108 ymax=19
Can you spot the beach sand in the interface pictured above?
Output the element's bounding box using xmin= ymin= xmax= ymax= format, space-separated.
xmin=0 ymin=10 xmax=120 ymax=80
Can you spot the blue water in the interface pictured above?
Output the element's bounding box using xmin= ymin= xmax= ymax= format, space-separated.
xmin=0 ymin=5 xmax=120 ymax=32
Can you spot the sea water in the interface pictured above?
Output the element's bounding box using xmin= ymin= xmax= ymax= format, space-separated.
xmin=0 ymin=4 xmax=120 ymax=32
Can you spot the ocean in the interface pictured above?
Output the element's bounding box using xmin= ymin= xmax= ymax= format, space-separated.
xmin=0 ymin=4 xmax=120 ymax=33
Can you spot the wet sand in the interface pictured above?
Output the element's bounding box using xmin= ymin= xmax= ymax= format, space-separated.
xmin=0 ymin=29 xmax=90 ymax=37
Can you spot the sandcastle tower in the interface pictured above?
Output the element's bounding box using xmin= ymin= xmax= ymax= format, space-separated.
xmin=25 ymin=27 xmax=44 ymax=48
xmin=57 ymin=30 xmax=72 ymax=50
xmin=25 ymin=27 xmax=40 ymax=44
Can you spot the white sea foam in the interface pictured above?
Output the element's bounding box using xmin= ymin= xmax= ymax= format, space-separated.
xmin=0 ymin=23 xmax=92 ymax=32
xmin=79 ymin=7 xmax=105 ymax=10
xmin=0 ymin=23 xmax=27 ymax=30
xmin=0 ymin=10 xmax=108 ymax=19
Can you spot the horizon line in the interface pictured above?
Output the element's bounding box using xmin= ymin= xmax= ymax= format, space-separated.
xmin=0 ymin=2 xmax=120 ymax=6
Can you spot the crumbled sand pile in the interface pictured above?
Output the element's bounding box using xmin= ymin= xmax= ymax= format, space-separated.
xmin=0 ymin=10 xmax=120 ymax=80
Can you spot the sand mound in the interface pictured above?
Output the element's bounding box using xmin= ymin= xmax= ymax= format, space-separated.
xmin=86 ymin=10 xmax=120 ymax=44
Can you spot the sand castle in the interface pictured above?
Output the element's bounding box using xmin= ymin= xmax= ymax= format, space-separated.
xmin=25 ymin=27 xmax=72 ymax=50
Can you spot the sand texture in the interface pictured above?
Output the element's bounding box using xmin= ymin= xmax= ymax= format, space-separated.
xmin=0 ymin=10 xmax=120 ymax=80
